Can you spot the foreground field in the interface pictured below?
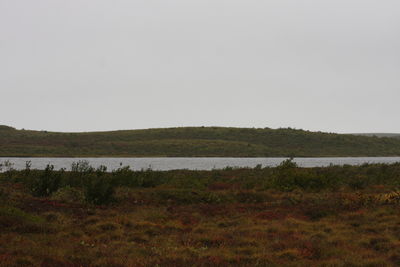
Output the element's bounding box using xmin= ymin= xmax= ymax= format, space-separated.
xmin=1 ymin=161 xmax=400 ymax=266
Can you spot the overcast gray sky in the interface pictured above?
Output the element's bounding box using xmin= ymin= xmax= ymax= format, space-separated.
xmin=1 ymin=0 xmax=399 ymax=133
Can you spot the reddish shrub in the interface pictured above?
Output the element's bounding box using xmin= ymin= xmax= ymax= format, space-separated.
xmin=208 ymin=182 xmax=232 ymax=191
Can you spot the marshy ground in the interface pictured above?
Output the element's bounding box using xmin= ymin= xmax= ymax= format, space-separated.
xmin=1 ymin=161 xmax=400 ymax=266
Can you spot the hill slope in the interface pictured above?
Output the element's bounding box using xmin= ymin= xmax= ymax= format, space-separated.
xmin=1 ymin=126 xmax=400 ymax=157
xmin=351 ymin=133 xmax=400 ymax=138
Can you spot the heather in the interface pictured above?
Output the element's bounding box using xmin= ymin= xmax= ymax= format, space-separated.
xmin=1 ymin=161 xmax=400 ymax=266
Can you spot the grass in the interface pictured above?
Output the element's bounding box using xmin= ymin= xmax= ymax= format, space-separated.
xmin=1 ymin=161 xmax=400 ymax=266
xmin=2 ymin=125 xmax=400 ymax=157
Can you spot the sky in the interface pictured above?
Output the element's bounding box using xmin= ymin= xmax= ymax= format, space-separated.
xmin=1 ymin=0 xmax=399 ymax=133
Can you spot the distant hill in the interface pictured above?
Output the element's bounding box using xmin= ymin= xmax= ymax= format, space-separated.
xmin=2 ymin=126 xmax=400 ymax=157
xmin=350 ymin=133 xmax=400 ymax=138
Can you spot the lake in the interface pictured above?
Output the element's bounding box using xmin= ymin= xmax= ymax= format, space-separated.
xmin=1 ymin=157 xmax=400 ymax=171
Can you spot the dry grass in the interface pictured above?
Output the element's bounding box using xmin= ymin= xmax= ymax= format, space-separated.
xmin=2 ymin=178 xmax=400 ymax=267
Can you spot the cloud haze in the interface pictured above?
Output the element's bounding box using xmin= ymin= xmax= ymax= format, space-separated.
xmin=1 ymin=0 xmax=399 ymax=133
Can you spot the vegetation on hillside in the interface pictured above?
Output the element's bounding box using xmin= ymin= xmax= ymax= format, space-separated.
xmin=2 ymin=161 xmax=400 ymax=266
xmin=2 ymin=125 xmax=400 ymax=157
xmin=351 ymin=133 xmax=400 ymax=138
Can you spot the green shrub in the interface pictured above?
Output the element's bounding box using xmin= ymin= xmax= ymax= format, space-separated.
xmin=71 ymin=160 xmax=94 ymax=173
xmin=111 ymin=167 xmax=165 ymax=188
xmin=84 ymin=174 xmax=115 ymax=205
xmin=348 ymin=175 xmax=368 ymax=190
xmin=268 ymin=160 xmax=333 ymax=191
xmin=277 ymin=158 xmax=298 ymax=169
xmin=139 ymin=170 xmax=165 ymax=188
xmin=30 ymin=165 xmax=62 ymax=197
xmin=51 ymin=186 xmax=85 ymax=204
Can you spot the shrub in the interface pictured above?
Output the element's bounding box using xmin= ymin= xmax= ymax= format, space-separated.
xmin=84 ymin=174 xmax=115 ymax=205
xmin=111 ymin=166 xmax=163 ymax=188
xmin=71 ymin=160 xmax=94 ymax=173
xmin=1 ymin=160 xmax=16 ymax=180
xmin=139 ymin=170 xmax=165 ymax=188
xmin=51 ymin=186 xmax=85 ymax=204
xmin=348 ymin=175 xmax=368 ymax=190
xmin=30 ymin=165 xmax=62 ymax=197
xmin=277 ymin=158 xmax=298 ymax=169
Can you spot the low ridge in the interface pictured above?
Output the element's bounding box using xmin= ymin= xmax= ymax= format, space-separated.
xmin=1 ymin=126 xmax=400 ymax=157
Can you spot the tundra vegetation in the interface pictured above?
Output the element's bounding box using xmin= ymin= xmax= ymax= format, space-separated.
xmin=1 ymin=160 xmax=400 ymax=266
xmin=2 ymin=125 xmax=400 ymax=157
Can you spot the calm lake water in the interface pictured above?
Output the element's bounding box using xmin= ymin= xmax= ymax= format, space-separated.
xmin=1 ymin=157 xmax=400 ymax=171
